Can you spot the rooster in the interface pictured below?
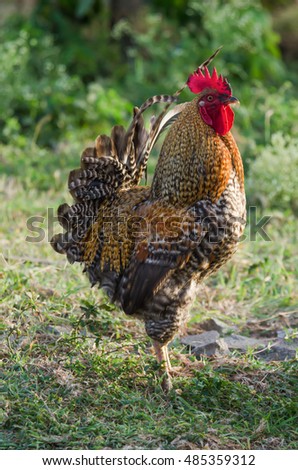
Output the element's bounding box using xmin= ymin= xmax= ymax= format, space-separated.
xmin=51 ymin=51 xmax=246 ymax=391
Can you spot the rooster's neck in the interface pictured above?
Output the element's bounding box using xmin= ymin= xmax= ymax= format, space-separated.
xmin=150 ymin=99 xmax=244 ymax=206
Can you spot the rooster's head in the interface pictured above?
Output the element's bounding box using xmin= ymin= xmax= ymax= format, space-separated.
xmin=187 ymin=66 xmax=239 ymax=136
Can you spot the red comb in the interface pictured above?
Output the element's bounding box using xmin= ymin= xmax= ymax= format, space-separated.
xmin=187 ymin=67 xmax=232 ymax=96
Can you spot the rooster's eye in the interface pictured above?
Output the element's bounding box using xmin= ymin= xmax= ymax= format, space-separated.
xmin=207 ymin=95 xmax=214 ymax=102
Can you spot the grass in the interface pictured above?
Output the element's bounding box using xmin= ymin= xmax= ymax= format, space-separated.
xmin=1 ymin=142 xmax=298 ymax=450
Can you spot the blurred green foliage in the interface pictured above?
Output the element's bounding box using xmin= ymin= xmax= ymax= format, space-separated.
xmin=247 ymin=133 xmax=298 ymax=214
xmin=0 ymin=0 xmax=298 ymax=213
xmin=0 ymin=28 xmax=84 ymax=147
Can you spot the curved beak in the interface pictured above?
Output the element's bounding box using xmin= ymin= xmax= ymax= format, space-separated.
xmin=229 ymin=96 xmax=240 ymax=105
xmin=220 ymin=95 xmax=240 ymax=106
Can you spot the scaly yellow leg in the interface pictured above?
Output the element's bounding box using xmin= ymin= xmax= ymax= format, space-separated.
xmin=152 ymin=341 xmax=172 ymax=392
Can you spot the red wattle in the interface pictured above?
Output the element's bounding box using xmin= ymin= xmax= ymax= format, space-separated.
xmin=200 ymin=105 xmax=234 ymax=136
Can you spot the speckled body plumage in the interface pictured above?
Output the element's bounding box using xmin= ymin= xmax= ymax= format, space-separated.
xmin=52 ymin=79 xmax=246 ymax=390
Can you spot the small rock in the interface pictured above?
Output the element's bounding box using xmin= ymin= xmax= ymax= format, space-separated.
xmin=171 ymin=436 xmax=199 ymax=450
xmin=182 ymin=330 xmax=219 ymax=345
xmin=199 ymin=317 xmax=236 ymax=335
xmin=181 ymin=330 xmax=229 ymax=357
xmin=256 ymin=336 xmax=298 ymax=362
xmin=46 ymin=325 xmax=72 ymax=336
xmin=224 ymin=334 xmax=269 ymax=352
xmin=276 ymin=329 xmax=294 ymax=340
xmin=280 ymin=335 xmax=298 ymax=350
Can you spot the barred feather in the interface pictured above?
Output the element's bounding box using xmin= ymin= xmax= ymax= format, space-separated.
xmin=52 ymin=89 xmax=184 ymax=278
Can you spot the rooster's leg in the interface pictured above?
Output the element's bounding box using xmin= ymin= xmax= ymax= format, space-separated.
xmin=164 ymin=345 xmax=173 ymax=372
xmin=152 ymin=341 xmax=172 ymax=392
